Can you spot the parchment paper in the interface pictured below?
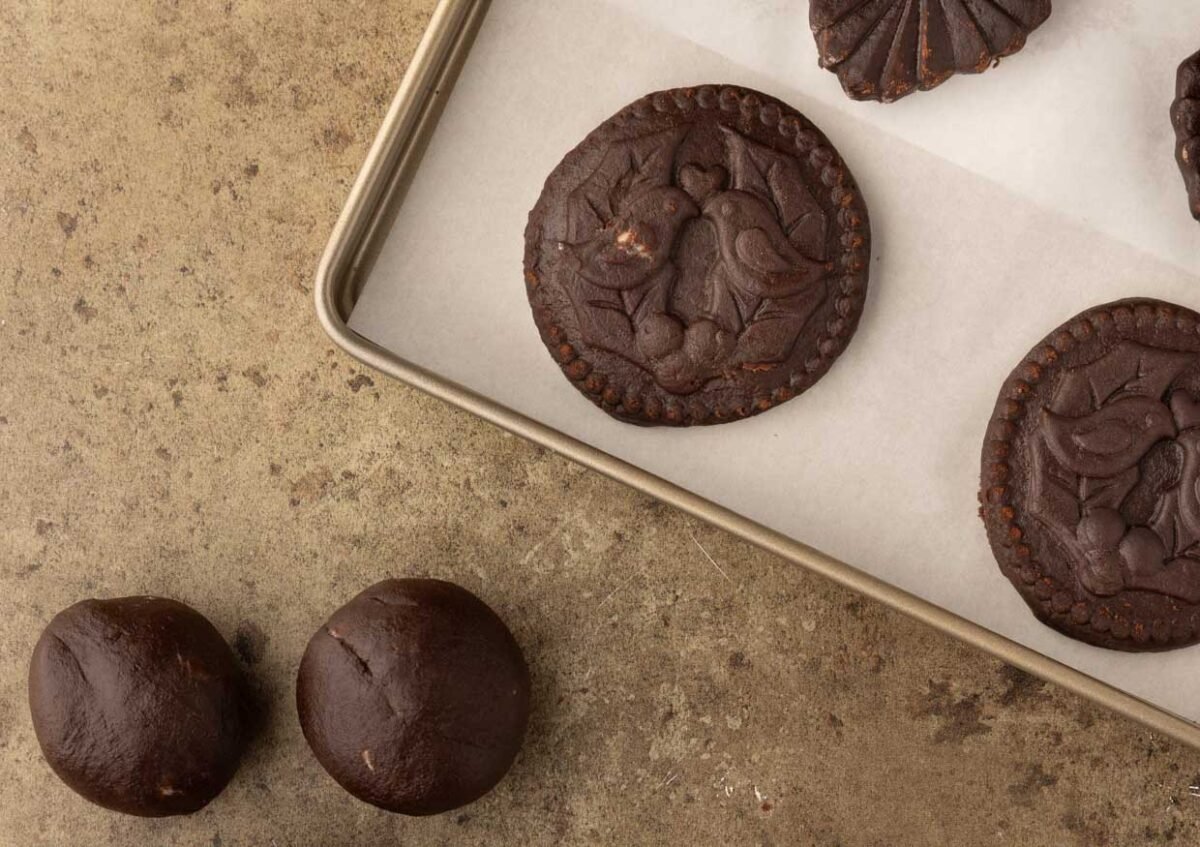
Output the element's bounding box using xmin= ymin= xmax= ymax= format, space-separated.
xmin=349 ymin=0 xmax=1200 ymax=721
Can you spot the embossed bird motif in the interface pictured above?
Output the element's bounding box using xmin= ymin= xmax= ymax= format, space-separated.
xmin=702 ymin=189 xmax=832 ymax=304
xmin=558 ymin=186 xmax=699 ymax=291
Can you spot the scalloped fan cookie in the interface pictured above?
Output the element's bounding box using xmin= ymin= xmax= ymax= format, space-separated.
xmin=810 ymin=0 xmax=1052 ymax=103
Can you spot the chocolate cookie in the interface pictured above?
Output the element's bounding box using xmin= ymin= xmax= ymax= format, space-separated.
xmin=980 ymin=299 xmax=1200 ymax=651
xmin=296 ymin=579 xmax=530 ymax=815
xmin=1171 ymin=48 xmax=1200 ymax=221
xmin=28 ymin=597 xmax=247 ymax=816
xmin=523 ymin=85 xmax=870 ymax=426
xmin=810 ymin=0 xmax=1052 ymax=103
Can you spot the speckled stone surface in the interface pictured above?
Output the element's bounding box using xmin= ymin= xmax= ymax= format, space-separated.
xmin=2 ymin=2 xmax=1199 ymax=845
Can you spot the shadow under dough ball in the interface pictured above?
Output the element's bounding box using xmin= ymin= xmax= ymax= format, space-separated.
xmin=28 ymin=597 xmax=248 ymax=816
xmin=296 ymin=579 xmax=531 ymax=816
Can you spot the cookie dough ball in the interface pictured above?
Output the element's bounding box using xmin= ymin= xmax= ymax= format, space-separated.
xmin=28 ymin=597 xmax=248 ymax=816
xmin=296 ymin=579 xmax=531 ymax=816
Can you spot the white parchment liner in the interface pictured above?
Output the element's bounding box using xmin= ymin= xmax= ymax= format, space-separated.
xmin=350 ymin=0 xmax=1200 ymax=720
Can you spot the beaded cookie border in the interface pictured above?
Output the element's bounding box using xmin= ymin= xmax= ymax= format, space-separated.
xmin=523 ymin=84 xmax=871 ymax=427
xmin=980 ymin=299 xmax=1200 ymax=650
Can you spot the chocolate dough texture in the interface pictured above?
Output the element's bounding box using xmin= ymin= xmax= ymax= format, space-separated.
xmin=296 ymin=578 xmax=531 ymax=815
xmin=28 ymin=596 xmax=248 ymax=816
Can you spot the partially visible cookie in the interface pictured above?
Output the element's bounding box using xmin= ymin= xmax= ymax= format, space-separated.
xmin=1171 ymin=48 xmax=1200 ymax=221
xmin=28 ymin=597 xmax=247 ymax=816
xmin=524 ymin=85 xmax=870 ymax=427
xmin=980 ymin=299 xmax=1200 ymax=652
xmin=810 ymin=0 xmax=1052 ymax=103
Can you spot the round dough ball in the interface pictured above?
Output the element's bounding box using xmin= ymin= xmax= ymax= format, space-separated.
xmin=296 ymin=579 xmax=531 ymax=816
xmin=28 ymin=597 xmax=247 ymax=817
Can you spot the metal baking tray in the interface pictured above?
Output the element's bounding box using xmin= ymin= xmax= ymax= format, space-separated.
xmin=315 ymin=0 xmax=1200 ymax=747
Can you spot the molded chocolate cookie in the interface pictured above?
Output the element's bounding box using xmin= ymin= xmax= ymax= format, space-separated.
xmin=980 ymin=299 xmax=1200 ymax=651
xmin=296 ymin=579 xmax=530 ymax=815
xmin=524 ymin=85 xmax=870 ymax=427
xmin=28 ymin=597 xmax=247 ymax=816
xmin=1171 ymin=48 xmax=1200 ymax=221
xmin=811 ymin=0 xmax=1052 ymax=103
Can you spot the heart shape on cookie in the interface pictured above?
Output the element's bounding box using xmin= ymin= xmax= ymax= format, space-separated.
xmin=679 ymin=164 xmax=728 ymax=204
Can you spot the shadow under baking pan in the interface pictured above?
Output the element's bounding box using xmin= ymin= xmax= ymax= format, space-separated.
xmin=347 ymin=0 xmax=1200 ymax=723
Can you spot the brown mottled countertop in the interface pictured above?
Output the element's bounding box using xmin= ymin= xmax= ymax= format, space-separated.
xmin=1 ymin=2 xmax=1197 ymax=844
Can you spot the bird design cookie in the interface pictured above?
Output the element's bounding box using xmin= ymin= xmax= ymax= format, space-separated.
xmin=810 ymin=0 xmax=1052 ymax=103
xmin=981 ymin=300 xmax=1200 ymax=651
xmin=523 ymin=86 xmax=870 ymax=426
xmin=1171 ymin=48 xmax=1200 ymax=221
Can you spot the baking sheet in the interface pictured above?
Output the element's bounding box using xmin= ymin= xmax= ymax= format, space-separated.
xmin=348 ymin=0 xmax=1200 ymax=721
